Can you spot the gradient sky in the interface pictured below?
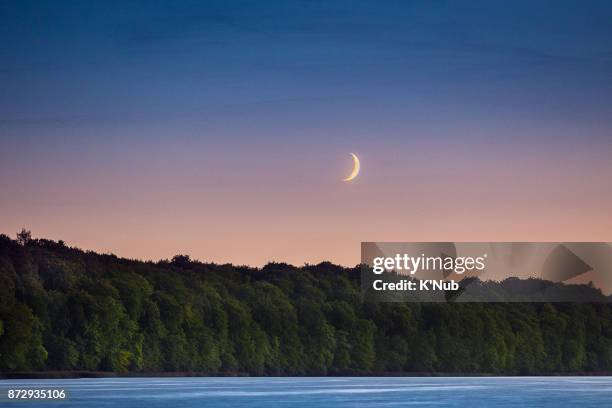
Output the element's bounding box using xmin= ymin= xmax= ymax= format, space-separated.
xmin=1 ymin=1 xmax=612 ymax=266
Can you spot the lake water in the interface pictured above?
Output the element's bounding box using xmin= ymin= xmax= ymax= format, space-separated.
xmin=1 ymin=377 xmax=611 ymax=407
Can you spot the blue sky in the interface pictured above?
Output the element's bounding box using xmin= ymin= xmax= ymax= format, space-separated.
xmin=1 ymin=1 xmax=612 ymax=265
xmin=2 ymin=0 xmax=612 ymax=135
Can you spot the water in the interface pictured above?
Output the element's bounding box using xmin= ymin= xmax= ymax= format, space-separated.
xmin=1 ymin=377 xmax=611 ymax=407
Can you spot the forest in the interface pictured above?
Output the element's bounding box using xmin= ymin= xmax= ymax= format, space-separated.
xmin=1 ymin=232 xmax=611 ymax=375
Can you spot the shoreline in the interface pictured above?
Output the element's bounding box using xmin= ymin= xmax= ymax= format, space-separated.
xmin=2 ymin=371 xmax=612 ymax=379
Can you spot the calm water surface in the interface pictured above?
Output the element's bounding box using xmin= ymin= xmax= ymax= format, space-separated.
xmin=1 ymin=377 xmax=611 ymax=407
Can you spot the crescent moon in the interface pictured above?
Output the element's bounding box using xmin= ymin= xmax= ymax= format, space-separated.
xmin=343 ymin=153 xmax=360 ymax=182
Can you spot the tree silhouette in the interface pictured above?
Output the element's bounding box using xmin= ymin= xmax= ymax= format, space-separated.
xmin=16 ymin=228 xmax=31 ymax=246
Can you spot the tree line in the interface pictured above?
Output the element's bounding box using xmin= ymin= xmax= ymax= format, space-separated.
xmin=1 ymin=233 xmax=611 ymax=375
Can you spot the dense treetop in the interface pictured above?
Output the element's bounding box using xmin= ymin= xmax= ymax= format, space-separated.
xmin=1 ymin=234 xmax=611 ymax=375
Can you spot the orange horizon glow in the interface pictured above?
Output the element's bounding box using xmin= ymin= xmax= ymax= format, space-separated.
xmin=3 ymin=139 xmax=612 ymax=267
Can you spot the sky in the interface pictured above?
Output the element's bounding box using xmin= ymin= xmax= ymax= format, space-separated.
xmin=1 ymin=0 xmax=612 ymax=266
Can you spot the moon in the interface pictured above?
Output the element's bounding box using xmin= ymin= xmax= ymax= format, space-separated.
xmin=343 ymin=153 xmax=360 ymax=182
